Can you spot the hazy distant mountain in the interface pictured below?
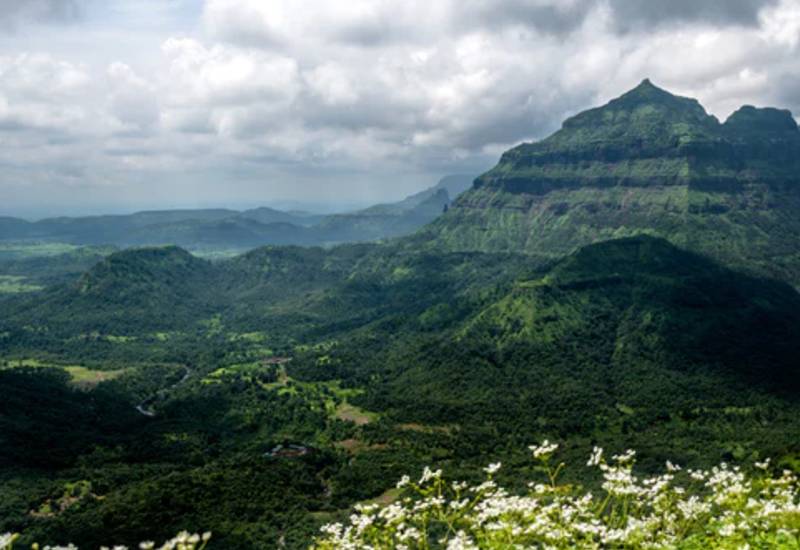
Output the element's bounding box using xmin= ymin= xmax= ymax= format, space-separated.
xmin=0 ymin=176 xmax=473 ymax=251
xmin=238 ymin=207 xmax=324 ymax=227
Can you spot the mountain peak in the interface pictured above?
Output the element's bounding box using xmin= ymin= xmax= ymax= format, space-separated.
xmin=560 ymin=80 xmax=716 ymax=133
xmin=724 ymin=105 xmax=799 ymax=134
xmin=620 ymin=78 xmax=678 ymax=102
xmin=628 ymin=77 xmax=661 ymax=94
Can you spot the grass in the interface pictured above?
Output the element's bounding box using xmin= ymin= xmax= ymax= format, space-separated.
xmin=207 ymin=361 xmax=380 ymax=425
xmin=0 ymin=242 xmax=79 ymax=260
xmin=63 ymin=366 xmax=128 ymax=389
xmin=359 ymin=487 xmax=403 ymax=507
xmin=0 ymin=359 xmax=128 ymax=389
xmin=0 ymin=275 xmax=43 ymax=294
xmin=334 ymin=402 xmax=377 ymax=425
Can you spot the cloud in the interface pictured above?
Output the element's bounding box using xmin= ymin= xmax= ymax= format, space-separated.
xmin=107 ymin=62 xmax=159 ymax=131
xmin=2 ymin=0 xmax=800 ymax=216
xmin=0 ymin=0 xmax=83 ymax=29
xmin=608 ymin=0 xmax=780 ymax=30
xmin=0 ymin=53 xmax=92 ymax=130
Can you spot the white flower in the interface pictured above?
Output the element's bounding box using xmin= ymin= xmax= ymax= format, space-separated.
xmin=587 ymin=446 xmax=604 ymax=467
xmin=612 ymin=449 xmax=636 ymax=464
xmin=444 ymin=530 xmax=478 ymax=550
xmin=0 ymin=534 xmax=18 ymax=550
xmin=529 ymin=440 xmax=559 ymax=459
xmin=484 ymin=462 xmax=502 ymax=475
xmin=754 ymin=458 xmax=770 ymax=470
xmin=419 ymin=467 xmax=442 ymax=484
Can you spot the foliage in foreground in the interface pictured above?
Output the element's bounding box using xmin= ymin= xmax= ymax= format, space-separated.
xmin=0 ymin=531 xmax=210 ymax=550
xmin=313 ymin=442 xmax=800 ymax=549
xmin=1 ymin=450 xmax=799 ymax=550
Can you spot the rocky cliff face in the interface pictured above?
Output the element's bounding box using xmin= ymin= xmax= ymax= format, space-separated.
xmin=420 ymin=80 xmax=800 ymax=285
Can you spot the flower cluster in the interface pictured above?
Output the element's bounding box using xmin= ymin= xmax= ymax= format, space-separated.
xmin=313 ymin=442 xmax=800 ymax=549
xmin=0 ymin=532 xmax=211 ymax=550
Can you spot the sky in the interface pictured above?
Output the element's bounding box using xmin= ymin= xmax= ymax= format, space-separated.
xmin=1 ymin=0 xmax=799 ymax=219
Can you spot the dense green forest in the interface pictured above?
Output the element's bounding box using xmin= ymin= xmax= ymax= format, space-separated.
xmin=2 ymin=235 xmax=800 ymax=548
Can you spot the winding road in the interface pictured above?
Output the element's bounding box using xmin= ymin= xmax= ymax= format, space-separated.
xmin=135 ymin=365 xmax=191 ymax=417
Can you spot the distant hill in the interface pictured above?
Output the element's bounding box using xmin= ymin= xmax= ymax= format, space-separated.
xmin=238 ymin=206 xmax=324 ymax=227
xmin=6 ymin=246 xmax=219 ymax=333
xmin=0 ymin=175 xmax=473 ymax=251
xmin=419 ymin=80 xmax=800 ymax=285
xmin=314 ymin=188 xmax=451 ymax=244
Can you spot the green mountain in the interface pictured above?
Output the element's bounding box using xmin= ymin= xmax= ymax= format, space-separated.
xmin=294 ymin=236 xmax=800 ymax=464
xmin=7 ymin=247 xmax=218 ymax=333
xmin=420 ymin=80 xmax=800 ymax=285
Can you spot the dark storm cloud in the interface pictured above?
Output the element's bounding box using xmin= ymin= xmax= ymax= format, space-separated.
xmin=460 ymin=0 xmax=779 ymax=36
xmin=608 ymin=0 xmax=780 ymax=31
xmin=459 ymin=0 xmax=594 ymax=35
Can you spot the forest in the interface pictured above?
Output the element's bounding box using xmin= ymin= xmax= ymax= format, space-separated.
xmin=1 ymin=234 xmax=799 ymax=548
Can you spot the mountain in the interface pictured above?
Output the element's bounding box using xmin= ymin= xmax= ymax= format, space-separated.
xmin=238 ymin=207 xmax=324 ymax=227
xmin=5 ymin=239 xmax=800 ymax=546
xmin=7 ymin=82 xmax=800 ymax=548
xmin=314 ymin=188 xmax=452 ymax=243
xmin=7 ymin=247 xmax=219 ymax=333
xmin=122 ymin=218 xmax=317 ymax=249
xmin=389 ymin=174 xmax=474 ymax=211
xmin=420 ymin=79 xmax=800 ymax=285
xmin=0 ymin=217 xmax=35 ymax=238
xmin=0 ymin=245 xmax=116 ymax=287
xmin=0 ymin=176 xmax=472 ymax=251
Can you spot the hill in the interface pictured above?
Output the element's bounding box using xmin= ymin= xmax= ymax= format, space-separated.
xmin=313 ymin=188 xmax=451 ymax=244
xmin=419 ymin=80 xmax=800 ymax=285
xmin=6 ymin=247 xmax=218 ymax=333
xmin=292 ymin=236 xmax=800 ymax=465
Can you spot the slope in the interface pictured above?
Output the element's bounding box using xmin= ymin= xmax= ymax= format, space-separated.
xmin=293 ymin=236 xmax=800 ymax=464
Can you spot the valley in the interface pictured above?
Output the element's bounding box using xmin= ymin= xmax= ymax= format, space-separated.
xmin=1 ymin=82 xmax=800 ymax=548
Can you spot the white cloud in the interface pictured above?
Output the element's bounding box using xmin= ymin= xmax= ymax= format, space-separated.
xmin=107 ymin=62 xmax=159 ymax=131
xmin=1 ymin=0 xmax=800 ymax=215
xmin=0 ymin=53 xmax=93 ymax=130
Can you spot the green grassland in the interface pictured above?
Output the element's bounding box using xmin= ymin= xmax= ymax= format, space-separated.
xmin=0 ymin=276 xmax=42 ymax=294
xmin=0 ymin=242 xmax=81 ymax=260
xmin=0 ymin=358 xmax=129 ymax=389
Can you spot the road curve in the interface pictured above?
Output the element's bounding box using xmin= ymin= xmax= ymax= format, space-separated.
xmin=135 ymin=365 xmax=191 ymax=417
